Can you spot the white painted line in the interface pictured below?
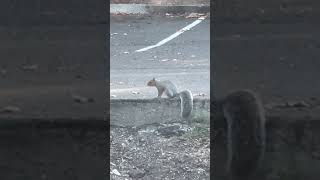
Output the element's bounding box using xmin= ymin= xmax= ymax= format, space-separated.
xmin=135 ymin=16 xmax=207 ymax=52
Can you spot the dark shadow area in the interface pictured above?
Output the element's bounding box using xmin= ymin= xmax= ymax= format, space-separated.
xmin=212 ymin=0 xmax=320 ymax=179
xmin=0 ymin=1 xmax=108 ymax=179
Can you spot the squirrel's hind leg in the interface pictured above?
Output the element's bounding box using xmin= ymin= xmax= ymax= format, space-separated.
xmin=165 ymin=89 xmax=176 ymax=98
xmin=158 ymin=88 xmax=165 ymax=98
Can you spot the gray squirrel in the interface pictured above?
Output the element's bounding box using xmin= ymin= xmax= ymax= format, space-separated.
xmin=147 ymin=78 xmax=193 ymax=120
xmin=213 ymin=90 xmax=266 ymax=179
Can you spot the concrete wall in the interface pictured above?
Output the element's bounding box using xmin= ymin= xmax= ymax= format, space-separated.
xmin=110 ymin=98 xmax=210 ymax=126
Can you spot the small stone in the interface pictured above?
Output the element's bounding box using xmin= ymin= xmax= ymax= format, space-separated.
xmin=232 ymin=66 xmax=239 ymax=71
xmin=312 ymin=151 xmax=320 ymax=159
xmin=0 ymin=69 xmax=7 ymax=76
xmin=295 ymin=101 xmax=310 ymax=107
xmin=310 ymin=97 xmax=317 ymax=101
xmin=257 ymin=8 xmax=265 ymax=14
xmin=286 ymin=101 xmax=310 ymax=108
xmin=264 ymin=103 xmax=277 ymax=109
xmin=128 ymin=169 xmax=146 ymax=178
xmin=0 ymin=106 xmax=21 ymax=113
xmin=197 ymin=93 xmax=206 ymax=96
xmin=75 ymin=74 xmax=84 ymax=79
xmin=232 ymin=34 xmax=241 ymax=38
xmin=41 ymin=173 xmax=47 ymax=180
xmin=279 ymin=56 xmax=287 ymax=61
xmin=131 ymin=91 xmax=140 ymax=95
xmin=72 ymin=94 xmax=94 ymax=104
xmin=111 ymin=169 xmax=121 ymax=176
xmin=186 ymin=13 xmax=205 ymax=18
xmin=22 ymin=64 xmax=38 ymax=71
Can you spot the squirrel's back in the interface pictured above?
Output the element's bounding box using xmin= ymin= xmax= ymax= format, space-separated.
xmin=157 ymin=80 xmax=178 ymax=97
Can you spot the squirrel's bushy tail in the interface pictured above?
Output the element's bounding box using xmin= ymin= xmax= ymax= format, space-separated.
xmin=179 ymin=90 xmax=193 ymax=119
xmin=222 ymin=90 xmax=266 ymax=179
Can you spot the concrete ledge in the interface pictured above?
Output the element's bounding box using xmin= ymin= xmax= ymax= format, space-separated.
xmin=110 ymin=98 xmax=210 ymax=126
xmin=110 ymin=4 xmax=210 ymax=15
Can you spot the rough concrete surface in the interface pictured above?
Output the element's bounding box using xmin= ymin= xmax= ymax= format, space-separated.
xmin=110 ymin=98 xmax=210 ymax=126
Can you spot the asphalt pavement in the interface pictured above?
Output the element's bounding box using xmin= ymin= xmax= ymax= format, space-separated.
xmin=110 ymin=15 xmax=210 ymax=99
xmin=214 ymin=22 xmax=320 ymax=104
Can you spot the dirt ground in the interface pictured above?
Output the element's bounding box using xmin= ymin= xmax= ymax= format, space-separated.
xmin=110 ymin=122 xmax=210 ymax=180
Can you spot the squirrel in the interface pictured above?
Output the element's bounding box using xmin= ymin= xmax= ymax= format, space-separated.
xmin=213 ymin=90 xmax=266 ymax=180
xmin=147 ymin=78 xmax=193 ymax=120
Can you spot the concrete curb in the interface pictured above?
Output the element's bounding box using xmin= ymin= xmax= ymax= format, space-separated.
xmin=110 ymin=4 xmax=210 ymax=15
xmin=111 ymin=98 xmax=210 ymax=126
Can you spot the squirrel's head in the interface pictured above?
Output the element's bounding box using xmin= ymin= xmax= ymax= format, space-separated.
xmin=147 ymin=77 xmax=156 ymax=86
